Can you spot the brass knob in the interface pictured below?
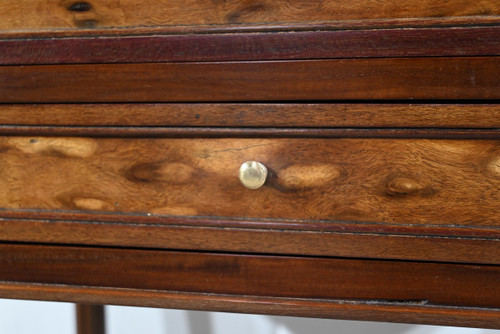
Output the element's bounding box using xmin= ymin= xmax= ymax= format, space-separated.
xmin=239 ymin=161 xmax=268 ymax=190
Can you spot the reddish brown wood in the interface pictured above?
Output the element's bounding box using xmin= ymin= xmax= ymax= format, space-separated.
xmin=1 ymin=57 xmax=499 ymax=102
xmin=1 ymin=104 xmax=499 ymax=128
xmin=1 ymin=283 xmax=499 ymax=329
xmin=1 ymin=4 xmax=499 ymax=330
xmin=1 ymin=210 xmax=500 ymax=238
xmin=0 ymin=243 xmax=499 ymax=308
xmin=76 ymin=304 xmax=105 ymax=334
xmin=0 ymin=218 xmax=499 ymax=264
xmin=0 ymin=137 xmax=498 ymax=227
xmin=0 ymin=126 xmax=499 ymax=139
xmin=2 ymin=27 xmax=500 ymax=65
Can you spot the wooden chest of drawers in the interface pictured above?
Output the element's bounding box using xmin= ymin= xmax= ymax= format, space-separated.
xmin=0 ymin=0 xmax=499 ymax=329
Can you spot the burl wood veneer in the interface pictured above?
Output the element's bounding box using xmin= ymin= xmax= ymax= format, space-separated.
xmin=1 ymin=0 xmax=498 ymax=35
xmin=0 ymin=137 xmax=498 ymax=226
xmin=0 ymin=0 xmax=499 ymax=330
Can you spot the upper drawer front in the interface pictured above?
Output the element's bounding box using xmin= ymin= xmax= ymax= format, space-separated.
xmin=1 ymin=137 xmax=498 ymax=228
xmin=1 ymin=0 xmax=499 ymax=35
xmin=2 ymin=58 xmax=500 ymax=102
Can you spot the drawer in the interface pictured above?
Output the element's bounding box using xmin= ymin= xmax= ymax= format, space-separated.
xmin=1 ymin=136 xmax=498 ymax=226
xmin=2 ymin=58 xmax=500 ymax=102
xmin=1 ymin=244 xmax=500 ymax=309
xmin=1 ymin=243 xmax=500 ymax=328
xmin=1 ymin=135 xmax=499 ymax=326
xmin=1 ymin=2 xmax=499 ymax=328
xmin=1 ymin=0 xmax=499 ymax=36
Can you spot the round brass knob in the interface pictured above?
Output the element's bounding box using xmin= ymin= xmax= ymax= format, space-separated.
xmin=239 ymin=161 xmax=268 ymax=190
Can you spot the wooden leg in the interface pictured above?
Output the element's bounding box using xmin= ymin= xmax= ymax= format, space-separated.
xmin=76 ymin=304 xmax=106 ymax=334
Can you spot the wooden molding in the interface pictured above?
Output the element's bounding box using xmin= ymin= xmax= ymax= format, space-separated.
xmin=1 ymin=104 xmax=499 ymax=128
xmin=0 ymin=218 xmax=499 ymax=264
xmin=1 ymin=58 xmax=499 ymax=102
xmin=0 ymin=283 xmax=499 ymax=329
xmin=1 ymin=27 xmax=500 ymax=65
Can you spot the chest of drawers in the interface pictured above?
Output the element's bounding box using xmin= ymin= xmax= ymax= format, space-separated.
xmin=0 ymin=0 xmax=499 ymax=330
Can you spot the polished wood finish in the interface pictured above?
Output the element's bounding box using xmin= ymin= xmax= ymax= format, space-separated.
xmin=0 ymin=137 xmax=498 ymax=227
xmin=2 ymin=210 xmax=500 ymax=238
xmin=1 ymin=218 xmax=499 ymax=264
xmin=3 ymin=18 xmax=500 ymax=39
xmin=1 ymin=57 xmax=499 ymax=102
xmin=1 ymin=0 xmax=498 ymax=34
xmin=1 ymin=244 xmax=499 ymax=308
xmin=1 ymin=104 xmax=499 ymax=128
xmin=2 ymin=27 xmax=500 ymax=65
xmin=1 ymin=1 xmax=499 ymax=329
xmin=1 ymin=126 xmax=499 ymax=139
xmin=76 ymin=305 xmax=105 ymax=334
xmin=1 ymin=283 xmax=499 ymax=329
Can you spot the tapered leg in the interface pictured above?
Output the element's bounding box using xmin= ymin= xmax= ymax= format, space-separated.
xmin=76 ymin=304 xmax=105 ymax=334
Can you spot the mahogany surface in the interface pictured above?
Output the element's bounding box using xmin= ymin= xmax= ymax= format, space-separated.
xmin=1 ymin=216 xmax=500 ymax=264
xmin=1 ymin=57 xmax=499 ymax=103
xmin=2 ymin=283 xmax=499 ymax=329
xmin=1 ymin=244 xmax=499 ymax=309
xmin=76 ymin=304 xmax=105 ymax=334
xmin=1 ymin=104 xmax=499 ymax=128
xmin=0 ymin=1 xmax=499 ymax=329
xmin=2 ymin=27 xmax=500 ymax=65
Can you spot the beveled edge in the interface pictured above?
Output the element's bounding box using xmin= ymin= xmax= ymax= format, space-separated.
xmin=0 ymin=282 xmax=498 ymax=329
xmin=1 ymin=26 xmax=499 ymax=65
xmin=1 ymin=215 xmax=499 ymax=264
xmin=1 ymin=16 xmax=499 ymax=38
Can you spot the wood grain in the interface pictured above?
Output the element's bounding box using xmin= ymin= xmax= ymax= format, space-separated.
xmin=76 ymin=305 xmax=105 ymax=334
xmin=2 ymin=26 xmax=500 ymax=65
xmin=2 ymin=17 xmax=500 ymax=39
xmin=0 ymin=0 xmax=498 ymax=35
xmin=1 ymin=283 xmax=499 ymax=329
xmin=2 ymin=104 xmax=499 ymax=128
xmin=2 ymin=210 xmax=500 ymax=238
xmin=1 ymin=126 xmax=499 ymax=140
xmin=0 ymin=137 xmax=498 ymax=227
xmin=1 ymin=218 xmax=499 ymax=264
xmin=2 ymin=58 xmax=499 ymax=102
xmin=1 ymin=243 xmax=499 ymax=308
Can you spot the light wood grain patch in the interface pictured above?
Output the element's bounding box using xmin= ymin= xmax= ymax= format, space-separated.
xmin=7 ymin=137 xmax=97 ymax=158
xmin=0 ymin=0 xmax=498 ymax=34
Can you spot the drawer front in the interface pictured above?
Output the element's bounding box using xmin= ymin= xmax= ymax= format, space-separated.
xmin=2 ymin=244 xmax=500 ymax=309
xmin=2 ymin=58 xmax=499 ymax=102
xmin=1 ymin=0 xmax=498 ymax=35
xmin=1 ymin=137 xmax=498 ymax=228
